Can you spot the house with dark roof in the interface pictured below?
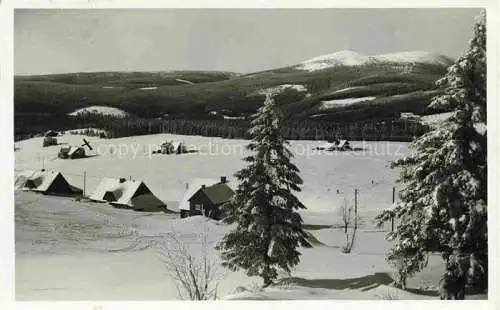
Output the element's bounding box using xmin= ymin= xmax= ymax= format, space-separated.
xmin=182 ymin=176 xmax=234 ymax=220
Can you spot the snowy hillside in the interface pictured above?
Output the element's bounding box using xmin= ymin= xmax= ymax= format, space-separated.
xmin=319 ymin=96 xmax=376 ymax=110
xmin=298 ymin=50 xmax=453 ymax=72
xmin=374 ymin=51 xmax=453 ymax=66
xmin=253 ymin=84 xmax=308 ymax=96
xmin=68 ymin=106 xmax=130 ymax=118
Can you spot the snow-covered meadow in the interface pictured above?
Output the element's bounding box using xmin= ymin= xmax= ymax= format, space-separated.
xmin=15 ymin=133 xmax=454 ymax=300
xmin=68 ymin=106 xmax=130 ymax=118
xmin=15 ymin=133 xmax=409 ymax=213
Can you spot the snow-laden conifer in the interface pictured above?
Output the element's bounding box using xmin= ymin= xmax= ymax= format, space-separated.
xmin=376 ymin=11 xmax=487 ymax=299
xmin=217 ymin=93 xmax=311 ymax=287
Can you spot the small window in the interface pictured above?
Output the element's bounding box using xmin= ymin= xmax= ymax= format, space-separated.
xmin=194 ymin=204 xmax=202 ymax=211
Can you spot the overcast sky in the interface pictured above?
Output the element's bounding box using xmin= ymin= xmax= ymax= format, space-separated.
xmin=14 ymin=8 xmax=482 ymax=75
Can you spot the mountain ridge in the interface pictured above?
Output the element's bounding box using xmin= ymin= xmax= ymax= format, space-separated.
xmin=14 ymin=50 xmax=453 ymax=137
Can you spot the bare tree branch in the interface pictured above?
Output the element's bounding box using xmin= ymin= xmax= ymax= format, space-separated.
xmin=158 ymin=225 xmax=225 ymax=300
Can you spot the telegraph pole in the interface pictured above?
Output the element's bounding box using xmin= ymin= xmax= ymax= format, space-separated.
xmin=83 ymin=171 xmax=86 ymax=197
xmin=391 ymin=187 xmax=396 ymax=232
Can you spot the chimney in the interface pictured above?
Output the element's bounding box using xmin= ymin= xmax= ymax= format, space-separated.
xmin=119 ymin=178 xmax=126 ymax=183
xmin=220 ymin=176 xmax=227 ymax=183
xmin=201 ymin=184 xmax=206 ymax=189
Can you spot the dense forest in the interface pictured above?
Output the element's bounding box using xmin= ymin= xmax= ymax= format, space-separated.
xmin=14 ymin=61 xmax=448 ymax=142
xmin=15 ymin=112 xmax=427 ymax=142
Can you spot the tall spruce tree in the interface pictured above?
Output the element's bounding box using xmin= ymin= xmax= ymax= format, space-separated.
xmin=217 ymin=93 xmax=311 ymax=287
xmin=376 ymin=11 xmax=487 ymax=299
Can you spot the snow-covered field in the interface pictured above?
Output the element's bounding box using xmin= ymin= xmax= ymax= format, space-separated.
xmin=15 ymin=133 xmax=462 ymax=300
xmin=15 ymin=133 xmax=409 ymax=213
xmin=320 ymin=96 xmax=377 ymax=110
xmin=175 ymin=78 xmax=194 ymax=84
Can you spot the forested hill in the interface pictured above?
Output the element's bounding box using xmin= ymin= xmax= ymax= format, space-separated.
xmin=15 ymin=51 xmax=454 ymax=140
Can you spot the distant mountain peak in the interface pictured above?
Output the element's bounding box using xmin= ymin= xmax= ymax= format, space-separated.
xmin=298 ymin=50 xmax=453 ymax=71
xmin=304 ymin=50 xmax=366 ymax=65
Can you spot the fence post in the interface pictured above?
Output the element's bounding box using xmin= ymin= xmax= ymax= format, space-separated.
xmin=391 ymin=187 xmax=395 ymax=232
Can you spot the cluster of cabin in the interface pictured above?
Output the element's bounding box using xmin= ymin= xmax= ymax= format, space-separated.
xmin=40 ymin=129 xmax=94 ymax=159
xmin=24 ymin=133 xmax=235 ymax=219
xmin=15 ymin=169 xmax=235 ymax=220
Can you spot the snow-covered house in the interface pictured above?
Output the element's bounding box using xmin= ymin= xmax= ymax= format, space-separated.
xmin=159 ymin=140 xmax=187 ymax=155
xmin=90 ymin=177 xmax=166 ymax=212
xmin=44 ymin=130 xmax=59 ymax=137
xmin=15 ymin=169 xmax=82 ymax=196
xmin=42 ymin=130 xmax=59 ymax=147
xmin=58 ymin=146 xmax=86 ymax=159
xmin=315 ymin=139 xmax=352 ymax=151
xmin=335 ymin=139 xmax=352 ymax=151
xmin=179 ymin=177 xmax=234 ymax=220
xmin=42 ymin=136 xmax=58 ymax=147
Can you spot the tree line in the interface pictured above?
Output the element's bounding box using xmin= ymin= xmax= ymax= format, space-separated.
xmin=41 ymin=112 xmax=427 ymax=142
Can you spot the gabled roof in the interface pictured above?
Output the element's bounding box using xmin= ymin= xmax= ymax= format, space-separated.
xmin=16 ymin=170 xmax=62 ymax=192
xmin=91 ymin=178 xmax=141 ymax=204
xmin=89 ymin=178 xmax=121 ymax=201
xmin=112 ymin=181 xmax=143 ymax=206
xmin=31 ymin=171 xmax=61 ymax=192
xmin=197 ymin=183 xmax=234 ymax=205
xmin=316 ymin=141 xmax=339 ymax=151
xmin=45 ymin=130 xmax=58 ymax=137
xmin=170 ymin=140 xmax=184 ymax=150
xmin=179 ymin=178 xmax=219 ymax=210
xmin=14 ymin=169 xmax=81 ymax=194
xmin=68 ymin=146 xmax=83 ymax=156
xmin=337 ymin=140 xmax=349 ymax=148
xmin=90 ymin=178 xmax=165 ymax=210
xmin=14 ymin=169 xmax=37 ymax=190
